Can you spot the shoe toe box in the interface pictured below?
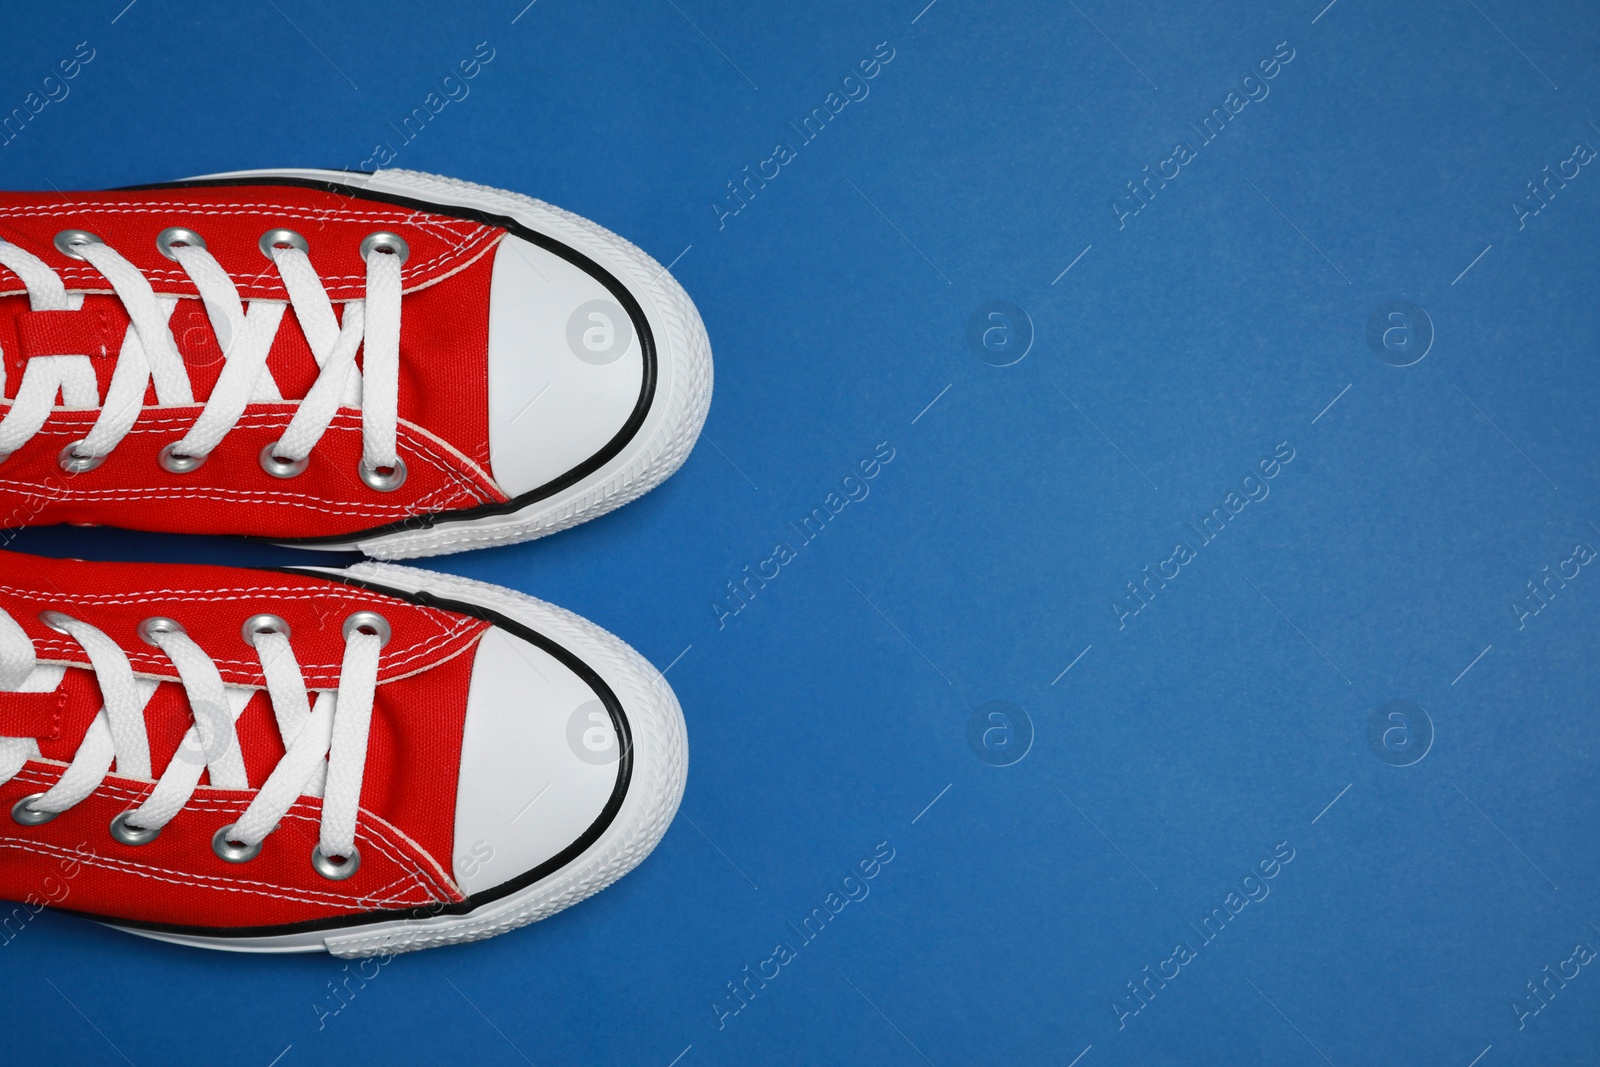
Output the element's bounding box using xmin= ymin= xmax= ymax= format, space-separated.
xmin=450 ymin=623 xmax=628 ymax=896
xmin=485 ymin=234 xmax=646 ymax=497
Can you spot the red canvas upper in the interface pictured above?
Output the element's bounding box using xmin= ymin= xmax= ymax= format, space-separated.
xmin=0 ymin=181 xmax=513 ymax=540
xmin=0 ymin=551 xmax=489 ymax=930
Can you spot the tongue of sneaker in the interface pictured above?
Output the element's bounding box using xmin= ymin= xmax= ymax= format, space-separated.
xmin=18 ymin=666 xmax=279 ymax=785
xmin=0 ymin=291 xmax=329 ymax=406
xmin=0 ymin=554 xmax=491 ymax=866
xmin=0 ymin=181 xmax=504 ymax=470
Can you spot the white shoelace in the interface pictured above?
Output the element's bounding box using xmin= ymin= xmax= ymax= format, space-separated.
xmin=0 ymin=230 xmax=404 ymax=482
xmin=0 ymin=604 xmax=382 ymax=869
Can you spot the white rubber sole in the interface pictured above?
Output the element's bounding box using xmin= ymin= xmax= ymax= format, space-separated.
xmin=182 ymin=166 xmax=714 ymax=560
xmin=110 ymin=562 xmax=688 ymax=956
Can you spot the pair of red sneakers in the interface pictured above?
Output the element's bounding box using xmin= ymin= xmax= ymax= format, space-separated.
xmin=0 ymin=169 xmax=709 ymax=954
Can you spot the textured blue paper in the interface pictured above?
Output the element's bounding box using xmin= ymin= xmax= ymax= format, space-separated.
xmin=1 ymin=1 xmax=1598 ymax=1064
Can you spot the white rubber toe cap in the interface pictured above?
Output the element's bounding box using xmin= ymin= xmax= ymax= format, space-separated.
xmin=486 ymin=234 xmax=646 ymax=497
xmin=451 ymin=624 xmax=625 ymax=896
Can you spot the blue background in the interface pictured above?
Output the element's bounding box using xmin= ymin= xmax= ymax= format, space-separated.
xmin=1 ymin=0 xmax=1598 ymax=1064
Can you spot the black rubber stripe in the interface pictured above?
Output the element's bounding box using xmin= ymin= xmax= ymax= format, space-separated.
xmin=55 ymin=571 xmax=636 ymax=941
xmin=120 ymin=172 xmax=659 ymax=544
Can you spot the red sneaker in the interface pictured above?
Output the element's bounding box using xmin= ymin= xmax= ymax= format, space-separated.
xmin=0 ymin=550 xmax=686 ymax=954
xmin=0 ymin=169 xmax=712 ymax=557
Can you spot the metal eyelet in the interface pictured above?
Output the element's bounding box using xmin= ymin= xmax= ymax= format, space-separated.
xmin=11 ymin=793 xmax=57 ymax=826
xmin=38 ymin=610 xmax=73 ymax=634
xmin=157 ymin=443 xmax=206 ymax=474
xmin=311 ymin=843 xmax=361 ymax=880
xmin=137 ymin=616 xmax=185 ymax=646
xmin=240 ymin=614 xmax=291 ymax=646
xmin=57 ymin=440 xmax=105 ymax=473
xmin=109 ymin=810 xmax=160 ymax=846
xmin=358 ymin=457 xmax=407 ymax=492
xmin=53 ymin=229 xmax=104 ymax=260
xmin=359 ymin=232 xmax=409 ymax=265
xmin=258 ymin=442 xmax=308 ymax=479
xmin=341 ymin=611 xmax=391 ymax=648
xmin=155 ymin=227 xmax=206 ymax=261
xmin=258 ymin=228 xmax=309 ymax=260
xmin=212 ymin=824 xmax=262 ymax=864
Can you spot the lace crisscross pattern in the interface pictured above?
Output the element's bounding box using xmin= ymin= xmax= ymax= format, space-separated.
xmin=0 ymin=228 xmax=404 ymax=483
xmin=0 ymin=600 xmax=384 ymax=871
